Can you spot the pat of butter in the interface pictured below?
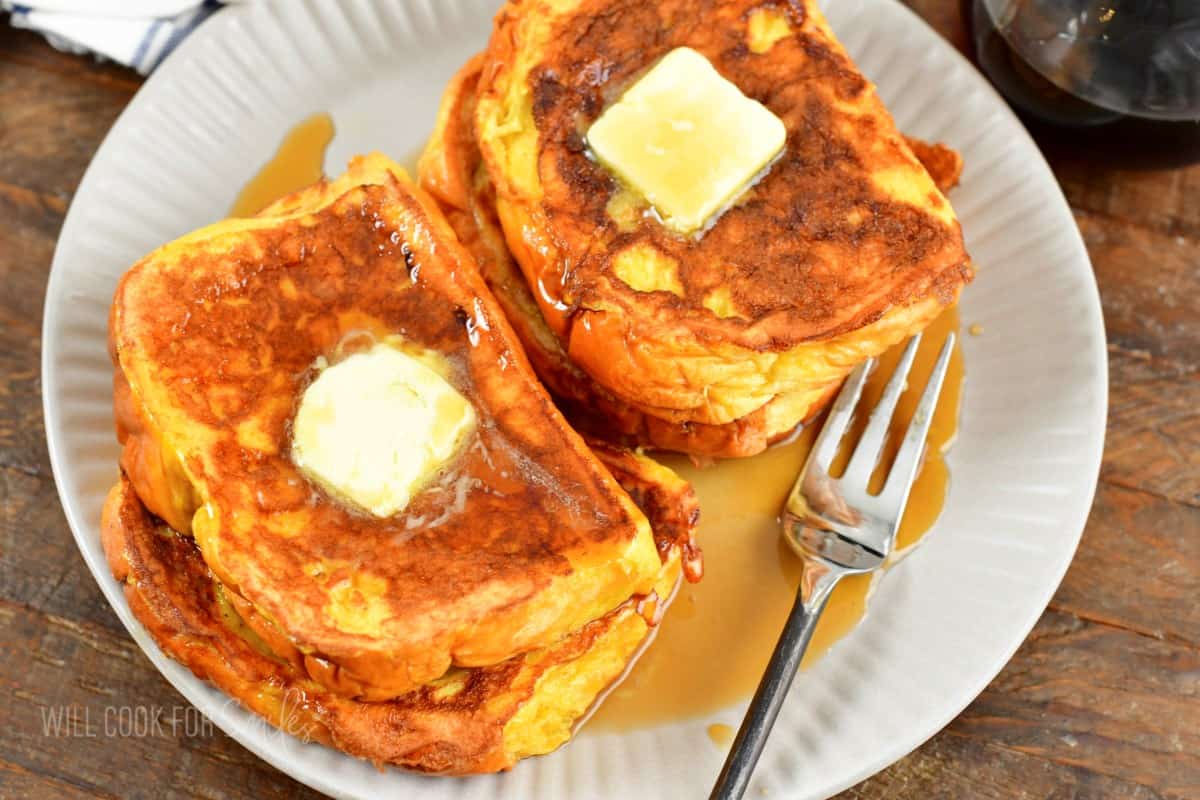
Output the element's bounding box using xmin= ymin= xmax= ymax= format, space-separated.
xmin=587 ymin=47 xmax=786 ymax=234
xmin=292 ymin=343 xmax=475 ymax=517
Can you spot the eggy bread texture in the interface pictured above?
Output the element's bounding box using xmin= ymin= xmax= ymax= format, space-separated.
xmin=101 ymin=438 xmax=697 ymax=773
xmin=421 ymin=53 xmax=966 ymax=457
xmin=469 ymin=0 xmax=971 ymax=438
xmin=108 ymin=154 xmax=667 ymax=701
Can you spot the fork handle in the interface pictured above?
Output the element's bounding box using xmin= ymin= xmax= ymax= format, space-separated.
xmin=709 ymin=567 xmax=842 ymax=800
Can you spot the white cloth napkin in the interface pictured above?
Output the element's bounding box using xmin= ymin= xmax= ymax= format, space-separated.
xmin=2 ymin=0 xmax=225 ymax=74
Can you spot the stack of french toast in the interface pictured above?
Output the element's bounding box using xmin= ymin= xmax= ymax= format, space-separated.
xmin=101 ymin=0 xmax=969 ymax=775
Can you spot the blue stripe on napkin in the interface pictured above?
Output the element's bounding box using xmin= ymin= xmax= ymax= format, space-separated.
xmin=130 ymin=18 xmax=164 ymax=72
xmin=145 ymin=0 xmax=219 ymax=72
xmin=3 ymin=1 xmax=225 ymax=74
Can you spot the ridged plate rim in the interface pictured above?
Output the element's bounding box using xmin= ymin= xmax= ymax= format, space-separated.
xmin=42 ymin=1 xmax=1107 ymax=798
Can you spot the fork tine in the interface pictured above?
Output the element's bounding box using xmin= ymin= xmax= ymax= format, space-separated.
xmin=879 ymin=333 xmax=956 ymax=512
xmin=807 ymin=358 xmax=874 ymax=473
xmin=841 ymin=333 xmax=922 ymax=488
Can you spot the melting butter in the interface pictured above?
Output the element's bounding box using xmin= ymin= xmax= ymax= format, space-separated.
xmin=587 ymin=47 xmax=786 ymax=234
xmin=292 ymin=343 xmax=475 ymax=517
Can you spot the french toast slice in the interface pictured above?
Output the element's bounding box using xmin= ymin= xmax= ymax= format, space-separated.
xmin=108 ymin=154 xmax=673 ymax=700
xmin=101 ymin=437 xmax=697 ymax=773
xmin=464 ymin=0 xmax=970 ymax=451
xmin=422 ymin=53 xmax=966 ymax=457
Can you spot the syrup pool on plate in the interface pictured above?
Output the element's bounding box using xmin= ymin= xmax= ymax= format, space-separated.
xmin=235 ymin=114 xmax=965 ymax=734
xmin=590 ymin=307 xmax=964 ymax=731
xmin=230 ymin=112 xmax=335 ymax=217
xmin=232 ymin=112 xmax=428 ymax=217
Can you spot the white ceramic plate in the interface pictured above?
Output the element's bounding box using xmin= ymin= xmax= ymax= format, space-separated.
xmin=42 ymin=1 xmax=1107 ymax=797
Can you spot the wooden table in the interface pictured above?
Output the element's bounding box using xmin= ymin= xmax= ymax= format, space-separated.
xmin=1 ymin=3 xmax=1196 ymax=797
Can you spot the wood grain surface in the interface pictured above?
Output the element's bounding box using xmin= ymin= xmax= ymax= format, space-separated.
xmin=1 ymin=3 xmax=1197 ymax=798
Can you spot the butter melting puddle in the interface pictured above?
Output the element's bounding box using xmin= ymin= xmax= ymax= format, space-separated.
xmin=589 ymin=306 xmax=963 ymax=731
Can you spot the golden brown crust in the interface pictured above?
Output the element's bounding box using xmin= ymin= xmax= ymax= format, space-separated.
xmin=108 ymin=156 xmax=665 ymax=700
xmin=905 ymin=137 xmax=964 ymax=193
xmin=476 ymin=0 xmax=969 ymax=339
xmin=421 ymin=55 xmax=962 ymax=458
xmin=420 ymin=58 xmax=815 ymax=457
xmin=587 ymin=439 xmax=702 ymax=582
xmin=100 ymin=450 xmax=695 ymax=773
xmin=470 ymin=0 xmax=972 ymax=430
xmin=99 ymin=478 xmax=585 ymax=773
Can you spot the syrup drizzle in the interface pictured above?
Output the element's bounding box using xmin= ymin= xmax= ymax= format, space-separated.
xmin=235 ymin=115 xmax=965 ymax=734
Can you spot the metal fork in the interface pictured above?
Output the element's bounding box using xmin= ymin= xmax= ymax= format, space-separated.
xmin=710 ymin=332 xmax=957 ymax=800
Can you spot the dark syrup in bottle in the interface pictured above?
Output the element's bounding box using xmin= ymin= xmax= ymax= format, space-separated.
xmin=963 ymin=0 xmax=1200 ymax=168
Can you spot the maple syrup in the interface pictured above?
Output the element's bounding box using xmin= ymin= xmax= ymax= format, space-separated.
xmin=234 ymin=115 xmax=965 ymax=734
xmin=231 ymin=112 xmax=427 ymax=218
xmin=707 ymin=722 xmax=735 ymax=749
xmin=230 ymin=112 xmax=335 ymax=217
xmin=590 ymin=307 xmax=963 ymax=730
